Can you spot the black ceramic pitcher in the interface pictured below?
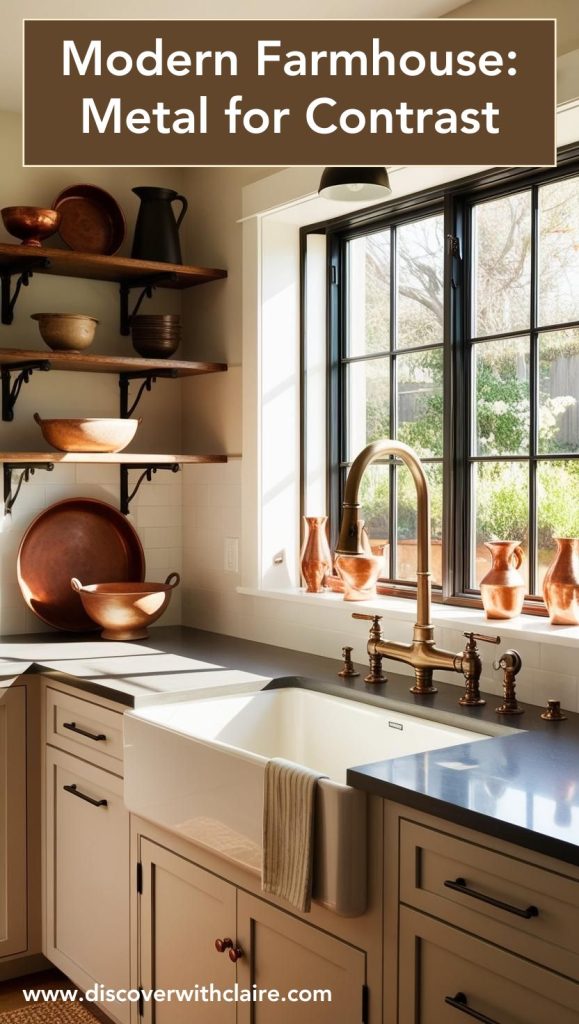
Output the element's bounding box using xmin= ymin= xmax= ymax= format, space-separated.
xmin=131 ymin=186 xmax=188 ymax=264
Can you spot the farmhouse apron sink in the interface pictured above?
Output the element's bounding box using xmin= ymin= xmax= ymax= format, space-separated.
xmin=123 ymin=685 xmax=486 ymax=916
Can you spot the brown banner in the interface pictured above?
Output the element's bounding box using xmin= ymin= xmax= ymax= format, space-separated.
xmin=24 ymin=19 xmax=555 ymax=167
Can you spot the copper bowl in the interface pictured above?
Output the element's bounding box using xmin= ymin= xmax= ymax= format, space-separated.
xmin=1 ymin=206 xmax=60 ymax=247
xmin=34 ymin=413 xmax=140 ymax=453
xmin=70 ymin=573 xmax=180 ymax=640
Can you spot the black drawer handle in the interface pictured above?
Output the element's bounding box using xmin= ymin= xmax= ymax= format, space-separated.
xmin=446 ymin=992 xmax=502 ymax=1023
xmin=63 ymin=783 xmax=108 ymax=808
xmin=63 ymin=721 xmax=107 ymax=742
xmin=444 ymin=878 xmax=538 ymax=919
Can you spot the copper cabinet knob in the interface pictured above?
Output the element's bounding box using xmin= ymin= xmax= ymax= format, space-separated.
xmin=215 ymin=938 xmax=233 ymax=953
xmin=228 ymin=945 xmax=244 ymax=963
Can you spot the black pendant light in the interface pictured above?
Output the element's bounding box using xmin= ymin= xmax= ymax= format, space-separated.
xmin=318 ymin=167 xmax=391 ymax=201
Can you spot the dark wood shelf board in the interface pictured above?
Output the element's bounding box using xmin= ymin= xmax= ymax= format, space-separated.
xmin=0 ymin=349 xmax=227 ymax=377
xmin=0 ymin=453 xmax=227 ymax=465
xmin=0 ymin=243 xmax=227 ymax=288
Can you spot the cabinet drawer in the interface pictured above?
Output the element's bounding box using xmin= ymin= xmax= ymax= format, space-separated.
xmin=400 ymin=818 xmax=579 ymax=980
xmin=399 ymin=906 xmax=579 ymax=1024
xmin=46 ymin=688 xmax=123 ymax=773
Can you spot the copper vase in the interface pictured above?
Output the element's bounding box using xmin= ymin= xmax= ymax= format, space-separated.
xmin=543 ymin=538 xmax=579 ymax=625
xmin=480 ymin=541 xmax=525 ymax=620
xmin=300 ymin=516 xmax=332 ymax=593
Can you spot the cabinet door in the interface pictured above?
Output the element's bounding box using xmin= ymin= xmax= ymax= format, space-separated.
xmin=236 ymin=892 xmax=366 ymax=1024
xmin=139 ymin=839 xmax=236 ymax=1024
xmin=45 ymin=747 xmax=130 ymax=1024
xmin=0 ymin=685 xmax=27 ymax=958
xmin=398 ymin=906 xmax=579 ymax=1024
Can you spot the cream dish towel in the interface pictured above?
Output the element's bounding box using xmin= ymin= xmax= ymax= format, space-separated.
xmin=262 ymin=757 xmax=328 ymax=913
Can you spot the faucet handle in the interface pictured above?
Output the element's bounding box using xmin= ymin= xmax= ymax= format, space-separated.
xmin=493 ymin=649 xmax=524 ymax=716
xmin=463 ymin=631 xmax=501 ymax=647
xmin=352 ymin=612 xmax=383 ymax=643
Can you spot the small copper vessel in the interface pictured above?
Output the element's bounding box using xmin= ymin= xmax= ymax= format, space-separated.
xmin=1 ymin=206 xmax=60 ymax=247
xmin=300 ymin=516 xmax=332 ymax=593
xmin=480 ymin=541 xmax=525 ymax=619
xmin=543 ymin=538 xmax=579 ymax=625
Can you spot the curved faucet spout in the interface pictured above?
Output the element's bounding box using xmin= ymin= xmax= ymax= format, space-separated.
xmin=336 ymin=440 xmax=432 ymax=631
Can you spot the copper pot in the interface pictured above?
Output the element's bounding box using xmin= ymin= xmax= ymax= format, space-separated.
xmin=543 ymin=539 xmax=579 ymax=625
xmin=70 ymin=573 xmax=180 ymax=640
xmin=480 ymin=541 xmax=525 ymax=619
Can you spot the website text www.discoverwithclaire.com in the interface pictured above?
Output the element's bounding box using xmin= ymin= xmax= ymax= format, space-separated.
xmin=22 ymin=984 xmax=332 ymax=1006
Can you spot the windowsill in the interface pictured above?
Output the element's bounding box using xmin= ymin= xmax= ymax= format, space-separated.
xmin=237 ymin=585 xmax=579 ymax=648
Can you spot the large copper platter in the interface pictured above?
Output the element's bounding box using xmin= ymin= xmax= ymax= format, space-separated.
xmin=17 ymin=498 xmax=145 ymax=632
xmin=53 ymin=185 xmax=125 ymax=256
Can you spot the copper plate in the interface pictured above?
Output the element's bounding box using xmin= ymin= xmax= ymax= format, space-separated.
xmin=53 ymin=185 xmax=125 ymax=256
xmin=17 ymin=498 xmax=145 ymax=632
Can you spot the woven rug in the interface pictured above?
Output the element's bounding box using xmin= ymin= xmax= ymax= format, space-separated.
xmin=0 ymin=1004 xmax=97 ymax=1024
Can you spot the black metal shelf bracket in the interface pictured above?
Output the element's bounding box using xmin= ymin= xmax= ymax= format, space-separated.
xmin=119 ymin=463 xmax=180 ymax=515
xmin=119 ymin=369 xmax=180 ymax=418
xmin=1 ymin=258 xmax=51 ymax=325
xmin=1 ymin=361 xmax=51 ymax=421
xmin=119 ymin=272 xmax=179 ymax=336
xmin=4 ymin=462 xmax=54 ymax=515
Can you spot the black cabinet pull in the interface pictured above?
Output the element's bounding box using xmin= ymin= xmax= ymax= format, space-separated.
xmin=63 ymin=783 xmax=108 ymax=808
xmin=444 ymin=878 xmax=538 ymax=919
xmin=63 ymin=721 xmax=107 ymax=742
xmin=445 ymin=992 xmax=501 ymax=1023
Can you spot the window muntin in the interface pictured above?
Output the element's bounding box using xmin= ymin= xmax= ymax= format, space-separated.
xmin=467 ymin=175 xmax=579 ymax=598
xmin=342 ymin=211 xmax=444 ymax=587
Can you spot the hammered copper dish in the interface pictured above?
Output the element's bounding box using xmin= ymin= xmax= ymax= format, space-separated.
xmin=34 ymin=412 xmax=140 ymax=453
xmin=1 ymin=206 xmax=60 ymax=247
xmin=17 ymin=498 xmax=145 ymax=631
xmin=31 ymin=313 xmax=99 ymax=352
xmin=53 ymin=184 xmax=125 ymax=255
xmin=71 ymin=573 xmax=180 ymax=640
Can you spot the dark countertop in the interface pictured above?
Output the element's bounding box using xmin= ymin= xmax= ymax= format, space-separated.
xmin=1 ymin=625 xmax=578 ymax=867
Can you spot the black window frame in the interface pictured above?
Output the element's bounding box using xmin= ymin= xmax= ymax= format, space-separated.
xmin=300 ymin=143 xmax=579 ymax=613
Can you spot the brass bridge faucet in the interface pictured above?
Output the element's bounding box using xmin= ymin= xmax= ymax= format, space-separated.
xmin=337 ymin=439 xmax=501 ymax=703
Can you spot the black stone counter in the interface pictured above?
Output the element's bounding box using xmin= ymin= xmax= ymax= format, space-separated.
xmin=1 ymin=625 xmax=577 ymax=865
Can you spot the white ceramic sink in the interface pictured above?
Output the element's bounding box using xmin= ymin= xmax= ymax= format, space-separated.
xmin=124 ymin=686 xmax=486 ymax=916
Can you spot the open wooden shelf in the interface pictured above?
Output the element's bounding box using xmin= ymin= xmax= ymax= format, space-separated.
xmin=0 ymin=348 xmax=227 ymax=377
xmin=0 ymin=243 xmax=227 ymax=288
xmin=0 ymin=453 xmax=227 ymax=465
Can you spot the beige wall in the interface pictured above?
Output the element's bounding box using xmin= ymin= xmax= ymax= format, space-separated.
xmin=0 ymin=109 xmax=186 ymax=632
xmin=446 ymin=0 xmax=579 ymax=55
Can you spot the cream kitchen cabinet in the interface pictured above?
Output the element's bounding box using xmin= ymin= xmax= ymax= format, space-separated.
xmin=137 ymin=838 xmax=367 ymax=1024
xmin=384 ymin=802 xmax=579 ymax=1024
xmin=45 ymin=739 xmax=130 ymax=1024
xmin=0 ymin=684 xmax=27 ymax=960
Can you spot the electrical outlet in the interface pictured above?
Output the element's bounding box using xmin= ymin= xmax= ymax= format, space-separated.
xmin=224 ymin=537 xmax=239 ymax=574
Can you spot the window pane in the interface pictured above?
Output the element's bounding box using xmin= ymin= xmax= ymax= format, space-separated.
xmin=396 ymin=463 xmax=443 ymax=585
xmin=539 ymin=175 xmax=579 ymax=327
xmin=473 ymin=191 xmax=531 ymax=338
xmin=396 ymin=215 xmax=444 ymax=349
xmin=359 ymin=465 xmax=390 ymax=555
xmin=539 ymin=329 xmax=579 ymax=455
xmin=473 ymin=338 xmax=530 ymax=456
xmin=397 ymin=349 xmax=444 ymax=458
xmin=346 ymin=230 xmax=390 ymax=356
xmin=537 ymin=460 xmax=579 ymax=591
xmin=471 ymin=462 xmax=529 ymax=589
xmin=347 ymin=358 xmax=390 ymax=460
